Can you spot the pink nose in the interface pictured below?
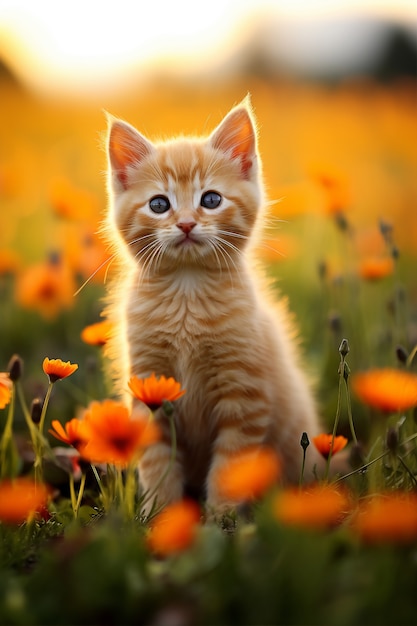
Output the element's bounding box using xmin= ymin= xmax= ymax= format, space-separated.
xmin=176 ymin=221 xmax=197 ymax=235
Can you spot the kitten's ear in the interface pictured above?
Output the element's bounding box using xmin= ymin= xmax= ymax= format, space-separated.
xmin=107 ymin=118 xmax=153 ymax=190
xmin=209 ymin=102 xmax=257 ymax=179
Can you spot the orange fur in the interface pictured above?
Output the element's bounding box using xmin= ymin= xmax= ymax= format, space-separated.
xmin=104 ymin=99 xmax=324 ymax=516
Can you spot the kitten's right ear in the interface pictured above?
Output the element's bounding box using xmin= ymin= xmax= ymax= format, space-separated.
xmin=107 ymin=118 xmax=153 ymax=190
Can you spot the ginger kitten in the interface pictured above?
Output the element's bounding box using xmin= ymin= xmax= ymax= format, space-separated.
xmin=104 ymin=99 xmax=324 ymax=516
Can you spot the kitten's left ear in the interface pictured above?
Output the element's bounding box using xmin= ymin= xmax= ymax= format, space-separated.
xmin=107 ymin=117 xmax=154 ymax=190
xmin=209 ymin=101 xmax=257 ymax=179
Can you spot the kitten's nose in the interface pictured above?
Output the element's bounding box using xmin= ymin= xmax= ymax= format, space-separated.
xmin=176 ymin=221 xmax=197 ymax=235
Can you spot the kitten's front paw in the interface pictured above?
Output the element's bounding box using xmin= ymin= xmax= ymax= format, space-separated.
xmin=205 ymin=500 xmax=237 ymax=526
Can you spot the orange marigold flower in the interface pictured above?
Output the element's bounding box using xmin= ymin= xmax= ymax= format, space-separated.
xmin=147 ymin=500 xmax=201 ymax=556
xmin=64 ymin=224 xmax=110 ymax=283
xmin=351 ymin=493 xmax=417 ymax=544
xmin=0 ymin=248 xmax=20 ymax=276
xmin=0 ymin=373 xmax=12 ymax=409
xmin=49 ymin=419 xmax=87 ymax=453
xmin=81 ymin=320 xmax=113 ymax=346
xmin=15 ymin=254 xmax=76 ymax=320
xmin=43 ymin=358 xmax=78 ymax=383
xmin=313 ymin=434 xmax=348 ymax=460
xmin=310 ymin=165 xmax=351 ymax=215
xmin=216 ymin=447 xmax=281 ymax=503
xmin=49 ymin=177 xmax=99 ymax=222
xmin=128 ymin=373 xmax=185 ymax=410
xmin=80 ymin=400 xmax=160 ymax=467
xmin=273 ymin=485 xmax=351 ymax=530
xmin=0 ymin=478 xmax=49 ymax=524
xmin=352 ymin=368 xmax=417 ymax=413
xmin=358 ymin=256 xmax=394 ymax=281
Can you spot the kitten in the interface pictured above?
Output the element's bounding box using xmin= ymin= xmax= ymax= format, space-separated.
xmin=104 ymin=98 xmax=324 ymax=516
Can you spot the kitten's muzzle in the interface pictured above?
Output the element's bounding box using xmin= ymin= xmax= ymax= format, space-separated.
xmin=176 ymin=221 xmax=197 ymax=235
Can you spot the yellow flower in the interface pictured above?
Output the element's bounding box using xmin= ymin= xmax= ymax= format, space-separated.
xmin=215 ymin=447 xmax=281 ymax=503
xmin=352 ymin=368 xmax=417 ymax=413
xmin=43 ymin=358 xmax=78 ymax=383
xmin=312 ymin=434 xmax=348 ymax=460
xmin=274 ymin=485 xmax=351 ymax=530
xmin=128 ymin=373 xmax=185 ymax=410
xmin=351 ymin=493 xmax=417 ymax=544
xmin=147 ymin=500 xmax=201 ymax=556
xmin=0 ymin=478 xmax=49 ymax=524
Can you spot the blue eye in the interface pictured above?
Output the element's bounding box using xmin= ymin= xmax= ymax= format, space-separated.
xmin=201 ymin=191 xmax=222 ymax=209
xmin=149 ymin=196 xmax=170 ymax=213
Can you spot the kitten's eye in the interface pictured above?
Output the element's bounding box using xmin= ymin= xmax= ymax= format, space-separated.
xmin=149 ymin=195 xmax=170 ymax=214
xmin=201 ymin=191 xmax=222 ymax=209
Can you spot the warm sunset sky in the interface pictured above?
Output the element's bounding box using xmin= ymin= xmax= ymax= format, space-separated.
xmin=0 ymin=0 xmax=415 ymax=97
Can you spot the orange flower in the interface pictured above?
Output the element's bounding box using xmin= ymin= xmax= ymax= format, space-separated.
xmin=0 ymin=249 xmax=20 ymax=276
xmin=15 ymin=255 xmax=76 ymax=319
xmin=358 ymin=256 xmax=394 ymax=281
xmin=0 ymin=373 xmax=12 ymax=409
xmin=80 ymin=400 xmax=160 ymax=467
xmin=43 ymin=358 xmax=78 ymax=383
xmin=310 ymin=165 xmax=351 ymax=215
xmin=352 ymin=368 xmax=417 ymax=413
xmin=215 ymin=447 xmax=281 ymax=503
xmin=128 ymin=373 xmax=185 ymax=410
xmin=63 ymin=223 xmax=110 ymax=283
xmin=81 ymin=320 xmax=113 ymax=346
xmin=147 ymin=500 xmax=201 ymax=556
xmin=0 ymin=478 xmax=49 ymax=524
xmin=313 ymin=434 xmax=348 ymax=460
xmin=49 ymin=419 xmax=87 ymax=453
xmin=48 ymin=177 xmax=99 ymax=222
xmin=351 ymin=493 xmax=417 ymax=544
xmin=273 ymin=485 xmax=351 ymax=530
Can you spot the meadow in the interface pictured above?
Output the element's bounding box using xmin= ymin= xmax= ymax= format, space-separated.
xmin=1 ymin=73 xmax=417 ymax=625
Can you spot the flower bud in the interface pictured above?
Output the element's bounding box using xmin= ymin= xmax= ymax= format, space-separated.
xmin=386 ymin=427 xmax=398 ymax=454
xmin=396 ymin=345 xmax=408 ymax=364
xmin=162 ymin=400 xmax=174 ymax=417
xmin=300 ymin=432 xmax=310 ymax=452
xmin=8 ymin=354 xmax=23 ymax=382
xmin=31 ymin=398 xmax=43 ymax=425
xmin=339 ymin=338 xmax=350 ymax=358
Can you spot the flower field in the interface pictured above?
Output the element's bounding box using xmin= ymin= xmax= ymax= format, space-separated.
xmin=1 ymin=74 xmax=417 ymax=625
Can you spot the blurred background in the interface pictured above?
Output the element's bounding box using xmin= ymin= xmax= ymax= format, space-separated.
xmin=0 ymin=0 xmax=416 ymax=426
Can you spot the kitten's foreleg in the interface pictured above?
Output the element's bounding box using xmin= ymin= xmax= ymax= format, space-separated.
xmin=138 ymin=412 xmax=184 ymax=517
xmin=206 ymin=402 xmax=271 ymax=518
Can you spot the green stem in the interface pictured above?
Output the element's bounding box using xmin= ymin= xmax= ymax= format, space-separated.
xmin=69 ymin=473 xmax=77 ymax=515
xmin=33 ymin=382 xmax=54 ymax=485
xmin=344 ymin=376 xmax=358 ymax=445
xmin=325 ymin=357 xmax=344 ymax=480
xmin=334 ymin=449 xmax=389 ymax=484
xmin=74 ymin=472 xmax=87 ymax=517
xmin=406 ymin=344 xmax=417 ymax=368
xmin=15 ymin=380 xmax=37 ymax=447
xmin=397 ymin=455 xmax=417 ymax=487
xmin=299 ymin=449 xmax=307 ymax=488
xmin=38 ymin=382 xmax=53 ymax=437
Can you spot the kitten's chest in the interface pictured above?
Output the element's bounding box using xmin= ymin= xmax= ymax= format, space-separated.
xmin=130 ymin=271 xmax=233 ymax=349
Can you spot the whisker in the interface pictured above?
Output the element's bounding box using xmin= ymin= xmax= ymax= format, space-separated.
xmin=73 ymin=255 xmax=115 ymax=297
xmin=217 ymin=229 xmax=249 ymax=241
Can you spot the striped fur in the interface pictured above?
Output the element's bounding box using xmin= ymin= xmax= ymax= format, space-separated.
xmin=104 ymin=100 xmax=324 ymax=516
